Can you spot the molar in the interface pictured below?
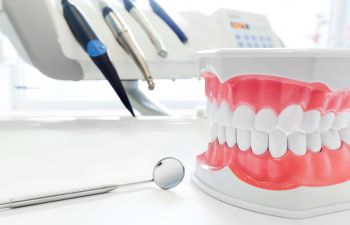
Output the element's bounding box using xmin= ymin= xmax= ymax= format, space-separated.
xmin=340 ymin=127 xmax=350 ymax=145
xmin=321 ymin=130 xmax=341 ymax=150
xmin=226 ymin=127 xmax=237 ymax=148
xmin=232 ymin=105 xmax=255 ymax=129
xmin=217 ymin=101 xmax=232 ymax=126
xmin=237 ymin=129 xmax=251 ymax=151
xmin=318 ymin=112 xmax=335 ymax=132
xmin=331 ymin=112 xmax=350 ymax=130
xmin=255 ymin=108 xmax=277 ymax=132
xmin=288 ymin=131 xmax=307 ymax=156
xmin=278 ymin=105 xmax=303 ymax=133
xmin=251 ymin=129 xmax=268 ymax=155
xmin=269 ymin=129 xmax=287 ymax=158
xmin=301 ymin=110 xmax=320 ymax=134
xmin=207 ymin=99 xmax=218 ymax=122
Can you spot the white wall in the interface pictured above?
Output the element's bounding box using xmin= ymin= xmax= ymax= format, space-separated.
xmin=160 ymin=0 xmax=332 ymax=48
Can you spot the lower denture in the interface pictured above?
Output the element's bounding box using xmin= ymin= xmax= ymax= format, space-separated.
xmin=198 ymin=141 xmax=350 ymax=190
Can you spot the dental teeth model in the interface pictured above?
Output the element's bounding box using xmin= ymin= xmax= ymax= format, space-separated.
xmin=193 ymin=49 xmax=350 ymax=219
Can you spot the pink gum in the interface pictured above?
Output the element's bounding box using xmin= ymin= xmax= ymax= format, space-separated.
xmin=197 ymin=141 xmax=350 ymax=190
xmin=203 ymin=72 xmax=350 ymax=115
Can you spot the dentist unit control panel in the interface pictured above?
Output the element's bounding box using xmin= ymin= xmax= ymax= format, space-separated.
xmin=220 ymin=9 xmax=283 ymax=48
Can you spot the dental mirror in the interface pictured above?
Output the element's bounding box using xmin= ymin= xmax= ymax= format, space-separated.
xmin=0 ymin=157 xmax=185 ymax=209
xmin=153 ymin=157 xmax=185 ymax=190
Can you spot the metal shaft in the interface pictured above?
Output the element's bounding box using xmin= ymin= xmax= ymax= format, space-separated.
xmin=129 ymin=7 xmax=167 ymax=57
xmin=0 ymin=180 xmax=153 ymax=209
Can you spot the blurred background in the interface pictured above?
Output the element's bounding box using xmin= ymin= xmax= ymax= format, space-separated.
xmin=0 ymin=0 xmax=347 ymax=117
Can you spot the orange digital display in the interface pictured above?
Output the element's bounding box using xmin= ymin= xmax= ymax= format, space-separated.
xmin=231 ymin=22 xmax=249 ymax=30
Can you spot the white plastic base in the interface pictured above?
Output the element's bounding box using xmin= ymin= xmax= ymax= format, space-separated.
xmin=193 ymin=161 xmax=350 ymax=219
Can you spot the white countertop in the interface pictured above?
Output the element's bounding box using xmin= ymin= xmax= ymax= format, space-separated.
xmin=0 ymin=117 xmax=349 ymax=224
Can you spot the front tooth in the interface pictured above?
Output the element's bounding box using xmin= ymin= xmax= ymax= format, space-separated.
xmin=207 ymin=100 xmax=218 ymax=122
xmin=332 ymin=112 xmax=350 ymax=130
xmin=210 ymin=122 xmax=218 ymax=142
xmin=318 ymin=112 xmax=335 ymax=132
xmin=269 ymin=129 xmax=287 ymax=158
xmin=217 ymin=102 xmax=232 ymax=126
xmin=237 ymin=129 xmax=250 ymax=151
xmin=278 ymin=105 xmax=303 ymax=133
xmin=218 ymin=126 xmax=226 ymax=145
xmin=301 ymin=110 xmax=321 ymax=133
xmin=288 ymin=131 xmax=307 ymax=156
xmin=307 ymin=132 xmax=322 ymax=153
xmin=321 ymin=130 xmax=341 ymax=150
xmin=232 ymin=105 xmax=255 ymax=129
xmin=255 ymin=108 xmax=277 ymax=132
xmin=226 ymin=127 xmax=237 ymax=147
xmin=340 ymin=127 xmax=350 ymax=144
xmin=251 ymin=130 xmax=268 ymax=155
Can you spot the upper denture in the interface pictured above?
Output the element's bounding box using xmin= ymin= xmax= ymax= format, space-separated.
xmin=204 ymin=72 xmax=350 ymax=114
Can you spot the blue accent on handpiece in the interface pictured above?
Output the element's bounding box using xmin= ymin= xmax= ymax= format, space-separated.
xmin=102 ymin=7 xmax=113 ymax=17
xmin=87 ymin=40 xmax=107 ymax=57
xmin=123 ymin=0 xmax=135 ymax=12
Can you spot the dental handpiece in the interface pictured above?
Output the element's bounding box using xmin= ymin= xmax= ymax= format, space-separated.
xmin=61 ymin=0 xmax=135 ymax=117
xmin=148 ymin=0 xmax=188 ymax=44
xmin=0 ymin=158 xmax=185 ymax=209
xmin=123 ymin=0 xmax=168 ymax=58
xmin=99 ymin=1 xmax=155 ymax=90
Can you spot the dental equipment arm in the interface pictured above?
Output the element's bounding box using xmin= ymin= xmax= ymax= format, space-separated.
xmin=62 ymin=0 xmax=135 ymax=116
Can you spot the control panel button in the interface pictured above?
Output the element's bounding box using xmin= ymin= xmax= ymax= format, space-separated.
xmin=238 ymin=42 xmax=244 ymax=48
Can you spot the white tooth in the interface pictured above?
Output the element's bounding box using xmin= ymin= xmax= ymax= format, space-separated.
xmin=218 ymin=126 xmax=226 ymax=145
xmin=232 ymin=105 xmax=255 ymax=129
xmin=301 ymin=110 xmax=321 ymax=134
xmin=251 ymin=130 xmax=268 ymax=155
xmin=206 ymin=99 xmax=212 ymax=118
xmin=217 ymin=102 xmax=232 ymax=126
xmin=332 ymin=112 xmax=350 ymax=130
xmin=321 ymin=130 xmax=341 ymax=150
xmin=207 ymin=100 xmax=218 ymax=122
xmin=307 ymin=132 xmax=322 ymax=153
xmin=255 ymin=108 xmax=278 ymax=132
xmin=226 ymin=127 xmax=237 ymax=148
xmin=340 ymin=127 xmax=350 ymax=144
xmin=269 ymin=129 xmax=287 ymax=158
xmin=210 ymin=122 xmax=218 ymax=142
xmin=318 ymin=112 xmax=335 ymax=132
xmin=288 ymin=131 xmax=307 ymax=156
xmin=237 ymin=129 xmax=250 ymax=151
xmin=278 ymin=105 xmax=303 ymax=133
